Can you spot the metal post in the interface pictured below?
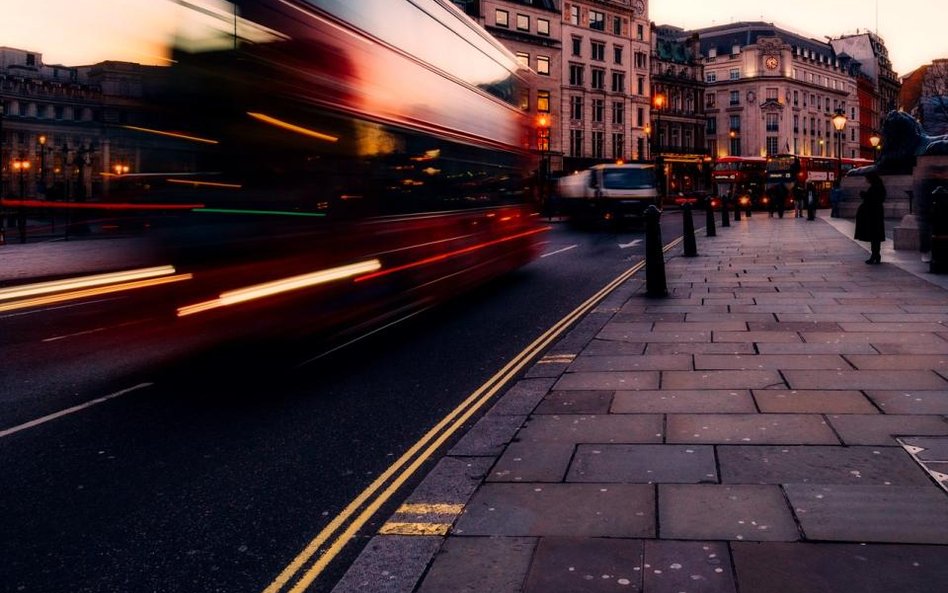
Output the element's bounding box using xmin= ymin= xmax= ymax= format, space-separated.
xmin=705 ymin=201 xmax=716 ymax=237
xmin=644 ymin=205 xmax=667 ymax=297
xmin=721 ymin=194 xmax=730 ymax=227
xmin=682 ymin=203 xmax=697 ymax=257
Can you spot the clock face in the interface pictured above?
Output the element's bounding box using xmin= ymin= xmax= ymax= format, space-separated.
xmin=765 ymin=55 xmax=779 ymax=70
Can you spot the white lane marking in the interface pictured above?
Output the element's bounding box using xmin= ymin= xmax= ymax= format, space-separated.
xmin=0 ymin=383 xmax=153 ymax=439
xmin=0 ymin=297 xmax=121 ymax=320
xmin=42 ymin=320 xmax=143 ymax=343
xmin=618 ymin=239 xmax=642 ymax=249
xmin=541 ymin=244 xmax=578 ymax=258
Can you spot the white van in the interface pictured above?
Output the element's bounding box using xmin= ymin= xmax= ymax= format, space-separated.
xmin=556 ymin=163 xmax=659 ymax=223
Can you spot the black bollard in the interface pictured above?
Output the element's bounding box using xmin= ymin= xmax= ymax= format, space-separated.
xmin=682 ymin=203 xmax=697 ymax=257
xmin=734 ymin=201 xmax=742 ymax=221
xmin=644 ymin=205 xmax=668 ymax=297
xmin=721 ymin=196 xmax=730 ymax=227
xmin=705 ymin=201 xmax=716 ymax=237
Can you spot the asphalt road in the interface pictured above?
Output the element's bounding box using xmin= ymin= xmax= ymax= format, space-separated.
xmin=0 ymin=213 xmax=687 ymax=593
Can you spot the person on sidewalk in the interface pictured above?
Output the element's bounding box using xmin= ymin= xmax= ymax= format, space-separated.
xmin=854 ymin=172 xmax=886 ymax=264
xmin=794 ymin=184 xmax=805 ymax=218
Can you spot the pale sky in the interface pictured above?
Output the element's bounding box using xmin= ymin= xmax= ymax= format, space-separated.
xmin=0 ymin=0 xmax=945 ymax=76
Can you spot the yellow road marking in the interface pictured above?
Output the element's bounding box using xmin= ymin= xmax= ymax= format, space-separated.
xmin=396 ymin=503 xmax=464 ymax=515
xmin=263 ymin=237 xmax=682 ymax=593
xmin=378 ymin=522 xmax=451 ymax=536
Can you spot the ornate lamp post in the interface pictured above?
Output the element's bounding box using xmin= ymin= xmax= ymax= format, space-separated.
xmin=832 ymin=109 xmax=847 ymax=187
xmin=38 ymin=134 xmax=49 ymax=196
xmin=643 ymin=123 xmax=651 ymax=161
xmin=653 ymin=93 xmax=665 ymax=199
xmin=869 ymin=133 xmax=881 ymax=163
xmin=535 ymin=113 xmax=551 ymax=216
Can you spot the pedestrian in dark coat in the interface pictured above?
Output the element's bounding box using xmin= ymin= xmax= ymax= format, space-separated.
xmin=854 ymin=172 xmax=886 ymax=264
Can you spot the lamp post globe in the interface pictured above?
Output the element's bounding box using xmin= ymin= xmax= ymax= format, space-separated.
xmin=832 ymin=110 xmax=847 ymax=187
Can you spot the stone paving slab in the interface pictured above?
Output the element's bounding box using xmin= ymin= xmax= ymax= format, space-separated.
xmin=486 ymin=378 xmax=556 ymax=416
xmin=567 ymin=445 xmax=717 ymax=484
xmin=694 ymin=354 xmax=848 ymax=370
xmin=552 ymin=371 xmax=660 ymax=391
xmin=455 ymin=484 xmax=655 ymax=537
xmin=872 ymin=341 xmax=948 ymax=354
xmin=659 ymin=484 xmax=800 ymax=541
xmin=667 ymin=414 xmax=839 ymax=445
xmin=309 ymin=535 xmax=444 ymax=593
xmin=521 ymin=537 xmax=644 ymax=593
xmin=487 ymin=441 xmax=574 ymax=483
xmin=865 ymin=390 xmax=948 ymax=414
xmin=515 ymin=414 xmax=664 ymax=444
xmin=756 ymin=342 xmax=878 ymax=354
xmin=718 ymin=445 xmax=932 ymax=485
xmin=783 ymin=484 xmax=948 ymax=544
xmin=643 ymin=540 xmax=737 ymax=593
xmin=581 ymin=340 xmax=646 ymax=355
xmin=800 ymin=331 xmax=948 ymax=346
xmin=567 ymin=355 xmax=692 ymax=372
xmin=783 ymin=370 xmax=948 ymax=391
xmin=448 ymin=414 xmax=527 ymax=457
xmin=662 ymin=370 xmax=785 ymax=390
xmin=846 ymin=354 xmax=948 ymax=370
xmin=596 ymin=329 xmax=712 ymax=343
xmin=612 ymin=390 xmax=756 ymax=414
xmin=534 ymin=390 xmax=614 ymax=415
xmin=752 ymin=390 xmax=878 ymax=414
xmin=712 ymin=331 xmax=804 ymax=343
xmin=415 ymin=536 xmax=536 ymax=593
xmin=645 ymin=342 xmax=757 ymax=354
xmin=730 ymin=542 xmax=948 ymax=593
xmin=826 ymin=414 xmax=948 ymax=445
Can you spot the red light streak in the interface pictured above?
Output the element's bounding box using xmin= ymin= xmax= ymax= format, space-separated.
xmin=354 ymin=227 xmax=550 ymax=283
xmin=0 ymin=199 xmax=204 ymax=211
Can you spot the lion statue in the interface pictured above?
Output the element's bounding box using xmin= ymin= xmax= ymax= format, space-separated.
xmin=850 ymin=110 xmax=948 ymax=176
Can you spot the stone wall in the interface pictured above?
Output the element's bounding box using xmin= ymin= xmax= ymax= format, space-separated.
xmin=837 ymin=174 xmax=913 ymax=219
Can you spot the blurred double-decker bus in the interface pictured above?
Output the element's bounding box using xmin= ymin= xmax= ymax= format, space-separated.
xmin=765 ymin=154 xmax=872 ymax=207
xmin=710 ymin=156 xmax=767 ymax=209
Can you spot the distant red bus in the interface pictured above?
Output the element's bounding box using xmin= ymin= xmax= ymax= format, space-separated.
xmin=766 ymin=155 xmax=872 ymax=207
xmin=711 ymin=156 xmax=767 ymax=209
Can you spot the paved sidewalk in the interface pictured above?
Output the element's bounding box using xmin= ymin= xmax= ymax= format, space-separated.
xmin=334 ymin=212 xmax=948 ymax=593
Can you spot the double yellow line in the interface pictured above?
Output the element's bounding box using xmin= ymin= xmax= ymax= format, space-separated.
xmin=263 ymin=238 xmax=682 ymax=593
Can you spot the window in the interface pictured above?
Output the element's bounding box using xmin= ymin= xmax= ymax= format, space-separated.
xmin=729 ymin=135 xmax=741 ymax=156
xmin=706 ymin=93 xmax=715 ymax=108
xmin=537 ymin=56 xmax=550 ymax=76
xmin=684 ymin=129 xmax=693 ymax=150
xmin=637 ymin=107 xmax=644 ymax=126
xmin=571 ymin=96 xmax=583 ymax=120
xmin=592 ymin=99 xmax=604 ymax=123
xmin=612 ymin=101 xmax=625 ymax=125
xmin=685 ymin=94 xmax=694 ymax=114
xmin=612 ymin=16 xmax=622 ymax=35
xmin=515 ymin=52 xmax=529 ymax=68
xmin=537 ymin=90 xmax=550 ymax=113
xmin=766 ymin=113 xmax=779 ymax=132
xmin=569 ymin=5 xmax=579 ymax=25
xmin=612 ymin=132 xmax=625 ymax=159
xmin=572 ymin=37 xmax=582 ymax=57
xmin=793 ymin=114 xmax=799 ymax=133
xmin=591 ymin=41 xmax=605 ymax=61
xmin=636 ymin=76 xmax=645 ymax=95
xmin=538 ymin=18 xmax=550 ymax=36
xmin=767 ymin=137 xmax=779 ymax=155
xmin=729 ymin=90 xmax=739 ymax=106
xmin=636 ymin=24 xmax=644 ymax=41
xmin=495 ymin=9 xmax=508 ymax=27
xmin=707 ymin=117 xmax=717 ymax=134
xmin=591 ymin=68 xmax=605 ymax=90
xmin=634 ymin=52 xmax=647 ymax=69
xmin=516 ymin=14 xmax=529 ymax=31
xmin=611 ymin=72 xmax=625 ymax=93
xmin=570 ymin=129 xmax=584 ymax=157
xmin=793 ymin=90 xmax=799 ymax=106
xmin=766 ymin=87 xmax=778 ymax=101
xmin=519 ymin=90 xmax=529 ymax=111
xmin=589 ymin=10 xmax=605 ymax=30
xmin=731 ymin=45 xmax=741 ymax=56
xmin=708 ymin=48 xmax=717 ymax=60
xmin=614 ymin=46 xmax=623 ymax=64
xmin=729 ymin=115 xmax=741 ymax=132
xmin=729 ymin=68 xmax=740 ymax=80
xmin=592 ymin=131 xmax=604 ymax=158
xmin=706 ymin=71 xmax=717 ymax=83
xmin=569 ymin=64 xmax=584 ymax=86
xmin=707 ymin=139 xmax=717 ymax=156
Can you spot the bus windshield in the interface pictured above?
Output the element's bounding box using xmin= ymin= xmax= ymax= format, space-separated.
xmin=602 ymin=168 xmax=656 ymax=190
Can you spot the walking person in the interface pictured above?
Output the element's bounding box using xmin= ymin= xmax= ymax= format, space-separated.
xmin=794 ymin=184 xmax=805 ymax=218
xmin=854 ymin=172 xmax=886 ymax=264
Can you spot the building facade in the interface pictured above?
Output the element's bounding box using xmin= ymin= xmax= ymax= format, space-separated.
xmin=830 ymin=31 xmax=901 ymax=132
xmin=686 ymin=23 xmax=860 ymax=162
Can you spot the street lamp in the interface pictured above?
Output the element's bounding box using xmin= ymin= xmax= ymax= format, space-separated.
xmin=869 ymin=133 xmax=881 ymax=163
xmin=832 ymin=109 xmax=847 ymax=186
xmin=643 ymin=123 xmax=651 ymax=161
xmin=535 ymin=113 xmax=552 ymax=216
xmin=12 ymin=156 xmax=30 ymax=198
xmin=653 ymin=93 xmax=665 ymax=199
xmin=38 ymin=134 xmax=49 ymax=196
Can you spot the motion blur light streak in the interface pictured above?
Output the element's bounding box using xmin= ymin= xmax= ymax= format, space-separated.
xmin=167 ymin=179 xmax=243 ymax=189
xmin=0 ymin=275 xmax=193 ymax=313
xmin=353 ymin=227 xmax=550 ymax=283
xmin=0 ymin=266 xmax=179 ymax=301
xmin=0 ymin=199 xmax=205 ymax=211
xmin=121 ymin=125 xmax=219 ymax=144
xmin=191 ymin=207 xmax=326 ymax=218
xmin=176 ymin=260 xmax=382 ymax=317
xmin=246 ymin=112 xmax=339 ymax=143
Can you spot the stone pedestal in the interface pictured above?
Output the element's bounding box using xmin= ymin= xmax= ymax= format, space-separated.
xmin=893 ymin=214 xmax=920 ymax=250
xmin=837 ymin=174 xmax=913 ymax=220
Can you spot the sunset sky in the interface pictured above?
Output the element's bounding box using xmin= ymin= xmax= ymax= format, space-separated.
xmin=0 ymin=0 xmax=944 ymax=76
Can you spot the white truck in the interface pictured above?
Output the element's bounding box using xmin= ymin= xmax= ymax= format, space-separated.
xmin=556 ymin=163 xmax=660 ymax=223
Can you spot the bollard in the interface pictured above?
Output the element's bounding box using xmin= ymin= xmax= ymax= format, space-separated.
xmin=734 ymin=201 xmax=742 ymax=221
xmin=682 ymin=203 xmax=697 ymax=257
xmin=644 ymin=205 xmax=668 ymax=297
xmin=721 ymin=196 xmax=730 ymax=227
xmin=930 ymin=186 xmax=948 ymax=273
xmin=705 ymin=200 xmax=716 ymax=237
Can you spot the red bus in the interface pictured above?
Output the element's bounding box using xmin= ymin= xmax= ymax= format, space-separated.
xmin=766 ymin=155 xmax=872 ymax=207
xmin=711 ymin=156 xmax=767 ymax=209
